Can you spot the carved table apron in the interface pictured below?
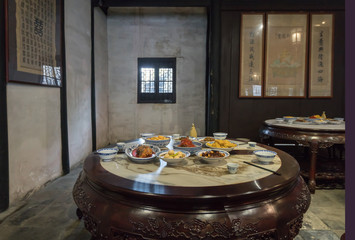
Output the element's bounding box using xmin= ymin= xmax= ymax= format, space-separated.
xmin=73 ymin=143 xmax=310 ymax=240
xmin=260 ymin=119 xmax=345 ymax=193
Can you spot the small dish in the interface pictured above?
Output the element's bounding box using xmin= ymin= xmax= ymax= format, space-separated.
xmin=253 ymin=150 xmax=277 ymax=164
xmin=275 ymin=118 xmax=284 ymax=123
xmin=283 ymin=116 xmax=297 ymax=122
xmin=213 ymin=132 xmax=228 ymax=139
xmin=125 ymin=144 xmax=160 ymax=163
xmin=248 ymin=141 xmax=257 ymax=148
xmin=227 ymin=163 xmax=239 ymax=174
xmin=140 ymin=133 xmax=155 ymax=138
xmin=97 ymin=148 xmax=118 ymax=162
xmin=195 ymin=149 xmax=230 ymax=164
xmin=116 ymin=142 xmax=126 ymax=152
xmin=157 ymin=149 xmax=190 ymax=165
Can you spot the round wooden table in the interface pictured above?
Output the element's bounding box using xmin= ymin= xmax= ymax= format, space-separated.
xmin=260 ymin=119 xmax=345 ymax=193
xmin=73 ymin=140 xmax=310 ymax=240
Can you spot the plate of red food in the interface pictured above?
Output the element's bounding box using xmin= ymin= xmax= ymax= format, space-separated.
xmin=173 ymin=137 xmax=202 ymax=155
xmin=125 ymin=144 xmax=161 ymax=163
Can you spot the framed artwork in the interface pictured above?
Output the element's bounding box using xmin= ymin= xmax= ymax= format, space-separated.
xmin=264 ymin=14 xmax=308 ymax=97
xmin=239 ymin=14 xmax=264 ymax=98
xmin=5 ymin=0 xmax=62 ymax=87
xmin=309 ymin=14 xmax=333 ymax=98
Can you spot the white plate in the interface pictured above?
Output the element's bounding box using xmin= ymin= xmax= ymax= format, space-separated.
xmin=157 ymin=149 xmax=190 ymax=165
xmin=125 ymin=144 xmax=160 ymax=163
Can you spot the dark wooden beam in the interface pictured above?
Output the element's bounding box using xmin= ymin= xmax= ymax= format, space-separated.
xmin=0 ymin=0 xmax=9 ymax=212
xmin=60 ymin=0 xmax=70 ymax=174
xmin=91 ymin=4 xmax=97 ymax=151
xmin=221 ymin=0 xmax=345 ymax=11
xmin=94 ymin=0 xmax=211 ymax=7
xmin=206 ymin=0 xmax=220 ymax=135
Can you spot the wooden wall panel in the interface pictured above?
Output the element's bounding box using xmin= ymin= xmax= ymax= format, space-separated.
xmin=220 ymin=11 xmax=345 ymax=141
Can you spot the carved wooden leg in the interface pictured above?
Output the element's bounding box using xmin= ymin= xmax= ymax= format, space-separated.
xmin=309 ymin=140 xmax=319 ymax=194
xmin=76 ymin=208 xmax=83 ymax=220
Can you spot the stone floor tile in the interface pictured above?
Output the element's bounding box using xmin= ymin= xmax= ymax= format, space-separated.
xmin=333 ymin=230 xmax=345 ymax=238
xmin=309 ymin=207 xmax=345 ymax=230
xmin=2 ymin=204 xmax=48 ymax=226
xmin=302 ymin=211 xmax=330 ymax=230
xmin=294 ymin=234 xmax=305 ymax=240
xmin=299 ymin=229 xmax=340 ymax=240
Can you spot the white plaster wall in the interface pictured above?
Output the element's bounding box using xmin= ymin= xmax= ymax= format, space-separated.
xmin=94 ymin=8 xmax=109 ymax=148
xmin=107 ymin=8 xmax=207 ymax=141
xmin=7 ymin=85 xmax=62 ymax=203
xmin=65 ymin=0 xmax=92 ymax=165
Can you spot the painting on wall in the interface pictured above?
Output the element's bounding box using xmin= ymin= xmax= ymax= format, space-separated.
xmin=239 ymin=14 xmax=264 ymax=98
xmin=5 ymin=0 xmax=62 ymax=87
xmin=309 ymin=14 xmax=333 ymax=98
xmin=264 ymin=14 xmax=308 ymax=98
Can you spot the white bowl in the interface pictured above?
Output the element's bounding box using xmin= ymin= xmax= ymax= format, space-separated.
xmin=253 ymin=150 xmax=277 ymax=164
xmin=173 ymin=141 xmax=203 ymax=155
xmin=205 ymin=140 xmax=238 ymax=152
xmin=144 ymin=135 xmax=171 ymax=148
xmin=213 ymin=132 xmax=228 ymax=139
xmin=97 ymin=148 xmax=118 ymax=162
xmin=157 ymin=149 xmax=190 ymax=165
xmin=125 ymin=144 xmax=160 ymax=163
xmin=196 ymin=149 xmax=230 ymax=164
xmin=140 ymin=133 xmax=155 ymax=138
xmin=227 ymin=163 xmax=239 ymax=174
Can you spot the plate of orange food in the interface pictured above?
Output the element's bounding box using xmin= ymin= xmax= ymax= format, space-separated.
xmin=144 ymin=135 xmax=171 ymax=148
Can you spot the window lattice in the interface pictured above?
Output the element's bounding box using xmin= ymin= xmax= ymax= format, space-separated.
xmin=141 ymin=68 xmax=155 ymax=93
xmin=159 ymin=68 xmax=173 ymax=93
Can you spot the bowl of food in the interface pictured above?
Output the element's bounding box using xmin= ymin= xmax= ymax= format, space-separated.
xmin=213 ymin=132 xmax=228 ymax=139
xmin=125 ymin=144 xmax=160 ymax=163
xmin=144 ymin=135 xmax=171 ymax=148
xmin=157 ymin=149 xmax=190 ymax=165
xmin=253 ymin=150 xmax=277 ymax=164
xmin=195 ymin=149 xmax=230 ymax=164
xmin=173 ymin=137 xmax=202 ymax=155
xmin=197 ymin=136 xmax=215 ymax=144
xmin=283 ymin=116 xmax=297 ymax=123
xmin=206 ymin=139 xmax=238 ymax=152
xmin=97 ymin=148 xmax=118 ymax=162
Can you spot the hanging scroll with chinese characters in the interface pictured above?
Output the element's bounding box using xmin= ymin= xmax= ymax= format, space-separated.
xmin=309 ymin=14 xmax=333 ymax=98
xmin=239 ymin=14 xmax=264 ymax=97
xmin=6 ymin=0 xmax=62 ymax=87
xmin=264 ymin=14 xmax=307 ymax=97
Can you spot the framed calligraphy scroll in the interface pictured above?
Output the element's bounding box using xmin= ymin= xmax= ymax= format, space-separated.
xmin=309 ymin=14 xmax=333 ymax=98
xmin=264 ymin=14 xmax=308 ymax=98
xmin=5 ymin=0 xmax=62 ymax=87
xmin=239 ymin=14 xmax=264 ymax=98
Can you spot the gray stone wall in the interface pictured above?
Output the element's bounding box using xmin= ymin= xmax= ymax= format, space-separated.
xmin=65 ymin=0 xmax=93 ymax=165
xmin=94 ymin=8 xmax=109 ymax=148
xmin=107 ymin=7 xmax=207 ymax=141
xmin=7 ymin=85 xmax=62 ymax=203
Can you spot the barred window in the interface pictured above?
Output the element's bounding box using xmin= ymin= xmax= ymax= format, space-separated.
xmin=138 ymin=58 xmax=176 ymax=103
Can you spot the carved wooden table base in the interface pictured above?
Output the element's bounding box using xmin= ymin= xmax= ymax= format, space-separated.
xmin=260 ymin=121 xmax=345 ymax=193
xmin=73 ymin=144 xmax=311 ymax=240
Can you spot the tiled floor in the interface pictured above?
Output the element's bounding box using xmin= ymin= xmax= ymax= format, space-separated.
xmin=0 ymin=162 xmax=345 ymax=240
